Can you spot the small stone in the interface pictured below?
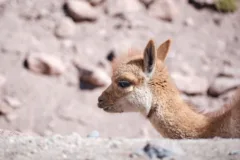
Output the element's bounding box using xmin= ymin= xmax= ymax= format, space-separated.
xmin=87 ymin=130 xmax=99 ymax=138
xmin=219 ymin=66 xmax=240 ymax=78
xmin=0 ymin=74 xmax=6 ymax=87
xmin=0 ymin=103 xmax=13 ymax=115
xmin=106 ymin=50 xmax=116 ymax=62
xmin=36 ymin=9 xmax=49 ymax=19
xmin=190 ymin=0 xmax=215 ymax=6
xmin=213 ymin=17 xmax=221 ymax=26
xmin=97 ymin=61 xmax=106 ymax=68
xmin=62 ymin=154 xmax=67 ymax=159
xmin=3 ymin=96 xmax=21 ymax=109
xmin=5 ymin=113 xmax=18 ymax=122
xmin=228 ymin=150 xmax=240 ymax=156
xmin=130 ymin=149 xmax=146 ymax=158
xmin=110 ymin=142 xmax=119 ymax=149
xmin=64 ymin=0 xmax=98 ymax=22
xmin=8 ymin=138 xmax=15 ymax=144
xmin=139 ymin=0 xmax=154 ymax=8
xmin=207 ymin=77 xmax=240 ymax=97
xmin=87 ymin=0 xmax=105 ymax=6
xmin=143 ymin=143 xmax=173 ymax=159
xmin=148 ymin=0 xmax=178 ymax=22
xmin=82 ymin=68 xmax=111 ymax=87
xmin=105 ymin=0 xmax=145 ymax=16
xmin=184 ymin=17 xmax=194 ymax=26
xmin=74 ymin=60 xmax=111 ymax=87
xmin=24 ymin=53 xmax=65 ymax=76
xmin=61 ymin=40 xmax=75 ymax=49
xmin=172 ymin=73 xmax=209 ymax=95
xmin=0 ymin=129 xmax=22 ymax=136
xmin=98 ymin=29 xmax=107 ymax=37
xmin=55 ymin=18 xmax=76 ymax=39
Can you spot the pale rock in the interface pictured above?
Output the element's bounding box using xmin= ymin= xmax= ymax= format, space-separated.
xmin=139 ymin=0 xmax=154 ymax=7
xmin=0 ymin=74 xmax=6 ymax=87
xmin=105 ymin=0 xmax=145 ymax=16
xmin=148 ymin=0 xmax=178 ymax=22
xmin=207 ymin=77 xmax=240 ymax=97
xmin=172 ymin=72 xmax=209 ymax=95
xmin=0 ymin=103 xmax=13 ymax=115
xmin=219 ymin=66 xmax=240 ymax=78
xmin=61 ymin=39 xmax=75 ymax=49
xmin=106 ymin=50 xmax=115 ymax=62
xmin=36 ymin=9 xmax=49 ymax=19
xmin=55 ymin=18 xmax=76 ymax=39
xmin=190 ymin=0 xmax=215 ymax=5
xmin=184 ymin=17 xmax=194 ymax=26
xmin=87 ymin=0 xmax=105 ymax=6
xmin=82 ymin=67 xmax=111 ymax=87
xmin=25 ymin=53 xmax=65 ymax=76
xmin=5 ymin=113 xmax=18 ymax=122
xmin=3 ymin=96 xmax=21 ymax=109
xmin=87 ymin=130 xmax=99 ymax=138
xmin=74 ymin=60 xmax=111 ymax=87
xmin=65 ymin=0 xmax=98 ymax=21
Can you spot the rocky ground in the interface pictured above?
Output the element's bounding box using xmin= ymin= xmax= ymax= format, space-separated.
xmin=0 ymin=132 xmax=240 ymax=160
xmin=0 ymin=0 xmax=240 ymax=138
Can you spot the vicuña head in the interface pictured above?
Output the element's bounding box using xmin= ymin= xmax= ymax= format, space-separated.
xmin=98 ymin=39 xmax=170 ymax=115
xmin=98 ymin=39 xmax=240 ymax=139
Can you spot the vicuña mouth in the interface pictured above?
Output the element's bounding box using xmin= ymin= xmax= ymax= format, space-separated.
xmin=97 ymin=103 xmax=106 ymax=109
xmin=103 ymin=108 xmax=109 ymax=111
xmin=98 ymin=103 xmax=110 ymax=110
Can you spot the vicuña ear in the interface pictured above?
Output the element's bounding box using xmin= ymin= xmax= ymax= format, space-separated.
xmin=157 ymin=39 xmax=171 ymax=61
xmin=143 ymin=39 xmax=156 ymax=77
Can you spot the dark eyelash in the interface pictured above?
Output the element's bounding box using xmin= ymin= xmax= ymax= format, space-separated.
xmin=118 ymin=80 xmax=131 ymax=88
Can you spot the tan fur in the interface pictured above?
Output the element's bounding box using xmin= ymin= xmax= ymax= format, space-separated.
xmin=98 ymin=39 xmax=240 ymax=139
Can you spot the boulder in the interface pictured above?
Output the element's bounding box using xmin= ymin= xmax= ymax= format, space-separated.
xmin=24 ymin=53 xmax=65 ymax=76
xmin=64 ymin=0 xmax=98 ymax=22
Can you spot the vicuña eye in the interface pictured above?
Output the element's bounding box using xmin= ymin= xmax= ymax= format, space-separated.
xmin=118 ymin=80 xmax=131 ymax=88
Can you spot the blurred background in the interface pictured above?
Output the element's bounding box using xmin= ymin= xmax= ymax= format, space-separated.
xmin=0 ymin=0 xmax=239 ymax=138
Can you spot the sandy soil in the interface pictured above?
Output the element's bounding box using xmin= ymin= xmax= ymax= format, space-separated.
xmin=0 ymin=134 xmax=240 ymax=160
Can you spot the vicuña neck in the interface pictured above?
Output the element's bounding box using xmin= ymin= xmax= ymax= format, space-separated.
xmin=147 ymin=73 xmax=231 ymax=139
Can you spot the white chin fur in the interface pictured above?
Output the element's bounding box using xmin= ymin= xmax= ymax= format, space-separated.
xmin=121 ymin=86 xmax=152 ymax=116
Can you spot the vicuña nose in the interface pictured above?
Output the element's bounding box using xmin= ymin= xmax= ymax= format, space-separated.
xmin=98 ymin=96 xmax=104 ymax=103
